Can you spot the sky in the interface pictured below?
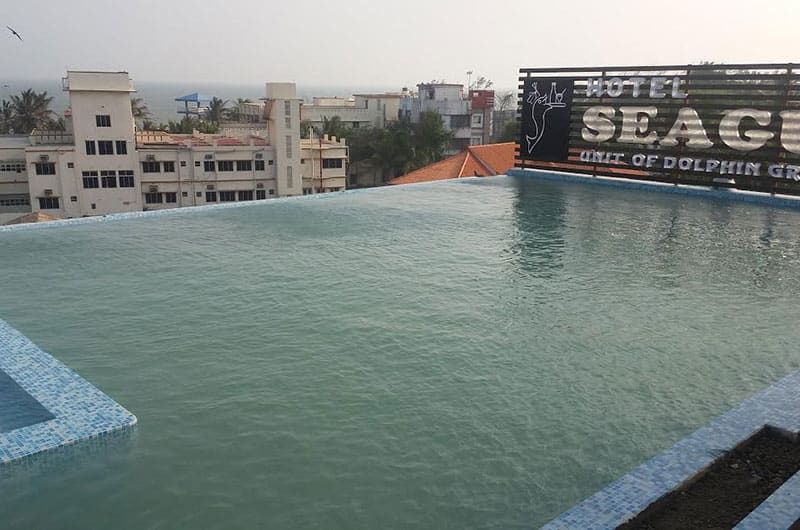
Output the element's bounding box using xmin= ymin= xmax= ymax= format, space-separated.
xmin=2 ymin=0 xmax=799 ymax=92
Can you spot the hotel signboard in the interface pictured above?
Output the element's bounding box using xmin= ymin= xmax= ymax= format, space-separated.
xmin=516 ymin=64 xmax=800 ymax=194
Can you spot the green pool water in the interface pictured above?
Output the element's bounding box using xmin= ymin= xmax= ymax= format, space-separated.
xmin=1 ymin=175 xmax=799 ymax=529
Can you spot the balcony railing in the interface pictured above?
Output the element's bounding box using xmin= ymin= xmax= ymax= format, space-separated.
xmin=29 ymin=130 xmax=74 ymax=145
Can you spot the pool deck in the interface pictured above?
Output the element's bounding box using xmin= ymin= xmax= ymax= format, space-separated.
xmin=542 ymin=369 xmax=800 ymax=529
xmin=0 ymin=318 xmax=136 ymax=465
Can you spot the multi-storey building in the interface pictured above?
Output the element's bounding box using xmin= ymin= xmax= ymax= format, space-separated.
xmin=300 ymin=93 xmax=403 ymax=130
xmin=0 ymin=71 xmax=348 ymax=224
xmin=401 ymin=83 xmax=473 ymax=154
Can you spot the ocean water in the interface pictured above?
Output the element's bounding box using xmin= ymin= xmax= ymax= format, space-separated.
xmin=0 ymin=79 xmax=398 ymax=125
xmin=1 ymin=176 xmax=799 ymax=529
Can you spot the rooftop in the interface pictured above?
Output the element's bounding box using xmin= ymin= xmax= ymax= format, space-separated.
xmin=388 ymin=143 xmax=516 ymax=185
xmin=136 ymin=131 xmax=268 ymax=148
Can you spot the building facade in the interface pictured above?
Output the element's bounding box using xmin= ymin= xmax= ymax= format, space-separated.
xmin=300 ymin=93 xmax=402 ymax=130
xmin=0 ymin=71 xmax=348 ymax=224
xmin=401 ymin=84 xmax=473 ymax=154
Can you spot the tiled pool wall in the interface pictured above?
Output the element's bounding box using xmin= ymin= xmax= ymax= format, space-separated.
xmin=541 ymin=370 xmax=800 ymax=529
xmin=507 ymin=168 xmax=800 ymax=210
xmin=0 ymin=318 xmax=136 ymax=465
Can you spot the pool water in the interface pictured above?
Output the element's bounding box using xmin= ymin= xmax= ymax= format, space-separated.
xmin=1 ymin=175 xmax=799 ymax=529
xmin=0 ymin=370 xmax=54 ymax=433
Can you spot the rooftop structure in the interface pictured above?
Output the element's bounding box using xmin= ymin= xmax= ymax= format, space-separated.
xmin=388 ymin=142 xmax=515 ymax=185
xmin=301 ymin=92 xmax=403 ymax=130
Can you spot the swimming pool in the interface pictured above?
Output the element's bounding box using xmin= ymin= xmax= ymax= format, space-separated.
xmin=1 ymin=175 xmax=799 ymax=529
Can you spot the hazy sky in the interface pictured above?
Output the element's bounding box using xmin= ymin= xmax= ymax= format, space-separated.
xmin=2 ymin=0 xmax=799 ymax=90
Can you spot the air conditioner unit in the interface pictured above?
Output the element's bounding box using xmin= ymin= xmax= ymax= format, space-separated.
xmin=39 ymin=155 xmax=49 ymax=162
xmin=149 ymin=185 xmax=159 ymax=192
xmin=145 ymin=155 xmax=156 ymax=161
xmin=44 ymin=189 xmax=53 ymax=196
xmin=206 ymin=185 xmax=215 ymax=190
xmin=204 ymin=154 xmax=214 ymax=160
xmin=255 ymin=153 xmax=263 ymax=160
xmin=256 ymin=183 xmax=264 ymax=189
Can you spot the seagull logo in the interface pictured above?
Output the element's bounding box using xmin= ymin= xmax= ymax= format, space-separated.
xmin=526 ymin=81 xmax=567 ymax=154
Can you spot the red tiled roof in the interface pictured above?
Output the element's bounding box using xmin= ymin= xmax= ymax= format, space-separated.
xmin=4 ymin=212 xmax=60 ymax=226
xmin=388 ymin=143 xmax=516 ymax=185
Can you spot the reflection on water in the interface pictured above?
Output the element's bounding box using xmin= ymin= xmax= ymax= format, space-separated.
xmin=508 ymin=177 xmax=566 ymax=277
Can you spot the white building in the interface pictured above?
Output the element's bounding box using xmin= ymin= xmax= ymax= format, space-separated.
xmin=401 ymin=84 xmax=472 ymax=154
xmin=0 ymin=71 xmax=348 ymax=224
xmin=301 ymin=93 xmax=402 ymax=130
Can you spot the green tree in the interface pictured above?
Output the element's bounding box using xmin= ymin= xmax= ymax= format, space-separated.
xmin=131 ymin=97 xmax=151 ymax=122
xmin=0 ymin=99 xmax=13 ymax=134
xmin=300 ymin=120 xmax=313 ymax=138
xmin=322 ymin=116 xmax=350 ymax=139
xmin=412 ymin=111 xmax=451 ymax=167
xmin=497 ymin=119 xmax=520 ymax=143
xmin=9 ymin=89 xmax=55 ymax=134
xmin=205 ymin=97 xmax=228 ymax=125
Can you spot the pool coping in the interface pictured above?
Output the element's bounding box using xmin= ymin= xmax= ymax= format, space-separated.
xmin=507 ymin=168 xmax=800 ymax=209
xmin=541 ymin=369 xmax=800 ymax=529
xmin=0 ymin=318 xmax=137 ymax=465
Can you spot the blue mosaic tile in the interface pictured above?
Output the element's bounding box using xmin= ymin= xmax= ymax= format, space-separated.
xmin=507 ymin=168 xmax=800 ymax=210
xmin=0 ymin=318 xmax=136 ymax=465
xmin=541 ymin=369 xmax=800 ymax=529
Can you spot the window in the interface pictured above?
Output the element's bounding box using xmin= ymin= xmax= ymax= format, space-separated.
xmin=181 ymin=191 xmax=188 ymax=197
xmin=471 ymin=114 xmax=483 ymax=127
xmin=219 ymin=191 xmax=236 ymax=202
xmin=163 ymin=161 xmax=175 ymax=173
xmin=0 ymin=196 xmax=30 ymax=207
xmin=287 ymin=166 xmax=293 ymax=188
xmin=285 ymin=136 xmax=292 ymax=158
xmin=38 ymin=197 xmax=59 ymax=209
xmin=0 ymin=162 xmax=25 ymax=173
xmin=255 ymin=160 xmax=265 ymax=171
xmin=142 ymin=161 xmax=160 ymax=173
xmin=96 ymin=115 xmax=111 ymax=127
xmin=144 ymin=192 xmax=162 ymax=204
xmin=323 ymin=159 xmax=344 ymax=169
xmin=269 ymin=189 xmax=275 ymax=195
xmin=85 ymin=141 xmax=96 ymax=155
xmin=67 ymin=162 xmax=74 ymax=168
xmin=101 ymin=170 xmax=117 ymax=188
xmin=165 ymin=192 xmax=177 ymax=203
xmin=70 ymin=196 xmax=77 ymax=202
xmin=238 ymin=190 xmax=254 ymax=201
xmin=196 ymin=191 xmax=202 ymax=197
xmin=205 ymin=191 xmax=217 ymax=202
xmin=35 ymin=162 xmax=56 ymax=175
xmin=236 ymin=160 xmax=252 ymax=171
xmin=98 ymin=141 xmax=114 ymax=155
xmin=285 ymin=117 xmax=291 ymax=128
xmin=203 ymin=160 xmax=215 ymax=172
xmin=115 ymin=141 xmax=127 ymax=155
xmin=284 ymin=100 xmax=291 ymax=116
xmin=217 ymin=160 xmax=234 ymax=172
xmin=450 ymin=115 xmax=470 ymax=128
xmin=195 ymin=161 xmax=201 ymax=167
xmin=301 ymin=159 xmax=305 ymax=165
xmin=268 ymin=160 xmax=274 ymax=165
xmin=256 ymin=189 xmax=266 ymax=200
xmin=82 ymin=171 xmax=99 ymax=188
xmin=180 ymin=161 xmax=187 ymax=167
xmin=119 ymin=170 xmax=135 ymax=187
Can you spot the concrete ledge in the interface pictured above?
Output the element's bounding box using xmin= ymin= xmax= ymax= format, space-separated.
xmin=0 ymin=318 xmax=136 ymax=465
xmin=542 ymin=370 xmax=800 ymax=529
xmin=507 ymin=168 xmax=800 ymax=209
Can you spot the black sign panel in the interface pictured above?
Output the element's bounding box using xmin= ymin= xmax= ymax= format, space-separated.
xmin=519 ymin=77 xmax=574 ymax=162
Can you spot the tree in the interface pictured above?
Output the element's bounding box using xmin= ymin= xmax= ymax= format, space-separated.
xmin=205 ymin=97 xmax=228 ymax=125
xmin=131 ymin=97 xmax=151 ymax=123
xmin=495 ymin=91 xmax=515 ymax=112
xmin=300 ymin=120 xmax=312 ymax=138
xmin=412 ymin=111 xmax=451 ymax=167
xmin=0 ymin=99 xmax=13 ymax=134
xmin=497 ymin=119 xmax=520 ymax=143
xmin=9 ymin=89 xmax=55 ymax=134
xmin=322 ymin=116 xmax=350 ymax=139
xmin=470 ymin=76 xmax=494 ymax=90
xmin=226 ymin=98 xmax=253 ymax=121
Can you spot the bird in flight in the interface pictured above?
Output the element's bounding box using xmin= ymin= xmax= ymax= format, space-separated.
xmin=6 ymin=26 xmax=22 ymax=41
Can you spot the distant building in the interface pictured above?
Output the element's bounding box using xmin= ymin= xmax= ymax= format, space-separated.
xmin=0 ymin=71 xmax=348 ymax=224
xmin=469 ymin=90 xmax=495 ymax=146
xmin=387 ymin=142 xmax=516 ymax=185
xmin=175 ymin=92 xmax=212 ymax=118
xmin=301 ymin=93 xmax=403 ymax=130
xmin=401 ymin=83 xmax=473 ymax=154
xmin=301 ymin=134 xmax=348 ymax=194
